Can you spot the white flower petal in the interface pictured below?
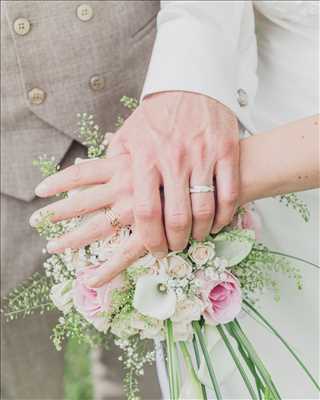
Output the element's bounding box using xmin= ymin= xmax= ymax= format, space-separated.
xmin=133 ymin=275 xmax=176 ymax=320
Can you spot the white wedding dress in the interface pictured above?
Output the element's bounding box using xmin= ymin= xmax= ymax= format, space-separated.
xmin=222 ymin=1 xmax=319 ymax=399
xmin=157 ymin=1 xmax=319 ymax=399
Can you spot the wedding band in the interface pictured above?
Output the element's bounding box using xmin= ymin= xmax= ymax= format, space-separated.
xmin=104 ymin=207 xmax=121 ymax=229
xmin=189 ymin=185 xmax=215 ymax=193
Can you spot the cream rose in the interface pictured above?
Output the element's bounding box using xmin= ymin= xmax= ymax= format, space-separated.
xmin=171 ymin=298 xmax=204 ymax=324
xmin=188 ymin=242 xmax=216 ymax=266
xmin=163 ymin=254 xmax=193 ymax=278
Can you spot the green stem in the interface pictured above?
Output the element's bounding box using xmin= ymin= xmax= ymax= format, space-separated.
xmin=192 ymin=336 xmax=208 ymax=400
xmin=192 ymin=322 xmax=222 ymax=400
xmin=180 ymin=342 xmax=204 ymax=400
xmin=217 ymin=325 xmax=258 ymax=399
xmin=255 ymin=249 xmax=319 ymax=269
xmin=165 ymin=320 xmax=179 ymax=399
xmin=174 ymin=343 xmax=180 ymax=399
xmin=244 ymin=300 xmax=320 ymax=391
xmin=232 ymin=331 xmax=265 ymax=400
xmin=228 ymin=320 xmax=281 ymax=399
xmin=4 ymin=302 xmax=54 ymax=318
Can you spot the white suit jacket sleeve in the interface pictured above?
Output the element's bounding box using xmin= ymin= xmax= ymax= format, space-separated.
xmin=142 ymin=1 xmax=258 ymax=132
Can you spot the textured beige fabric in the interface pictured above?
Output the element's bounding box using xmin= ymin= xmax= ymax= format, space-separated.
xmin=1 ymin=1 xmax=160 ymax=398
xmin=2 ymin=0 xmax=158 ymax=201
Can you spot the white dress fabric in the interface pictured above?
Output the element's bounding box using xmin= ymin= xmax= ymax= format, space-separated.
xmin=223 ymin=1 xmax=319 ymax=398
xmin=157 ymin=1 xmax=319 ymax=399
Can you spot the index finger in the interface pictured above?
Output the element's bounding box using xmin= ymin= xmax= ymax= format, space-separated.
xmin=34 ymin=156 xmax=123 ymax=198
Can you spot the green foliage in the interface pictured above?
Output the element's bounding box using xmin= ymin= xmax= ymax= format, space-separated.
xmin=232 ymin=243 xmax=303 ymax=302
xmin=115 ymin=96 xmax=138 ymax=128
xmin=32 ymin=155 xmax=60 ymax=177
xmin=116 ymin=336 xmax=155 ymax=400
xmin=51 ymin=311 xmax=110 ymax=352
xmin=278 ymin=193 xmax=310 ymax=222
xmin=214 ymin=228 xmax=255 ymax=243
xmin=120 ymin=96 xmax=139 ymax=110
xmin=64 ymin=337 xmax=93 ymax=400
xmin=2 ymin=273 xmax=55 ymax=321
xmin=77 ymin=112 xmax=105 ymax=158
xmin=35 ymin=212 xmax=65 ymax=239
xmin=110 ymin=287 xmax=134 ymax=318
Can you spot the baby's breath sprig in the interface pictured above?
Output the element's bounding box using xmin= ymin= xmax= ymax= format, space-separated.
xmin=32 ymin=155 xmax=60 ymax=177
xmin=116 ymin=335 xmax=155 ymax=400
xmin=35 ymin=212 xmax=65 ymax=240
xmin=212 ymin=228 xmax=255 ymax=243
xmin=232 ymin=243 xmax=302 ymax=302
xmin=115 ymin=96 xmax=139 ymax=128
xmin=120 ymin=96 xmax=139 ymax=110
xmin=1 ymin=273 xmax=55 ymax=321
xmin=110 ymin=287 xmax=134 ymax=319
xmin=278 ymin=193 xmax=310 ymax=222
xmin=51 ymin=311 xmax=110 ymax=351
xmin=77 ymin=112 xmax=105 ymax=158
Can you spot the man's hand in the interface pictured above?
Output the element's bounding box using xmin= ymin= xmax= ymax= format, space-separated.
xmin=108 ymin=91 xmax=239 ymax=254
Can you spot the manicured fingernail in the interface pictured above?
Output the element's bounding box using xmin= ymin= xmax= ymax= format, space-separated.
xmin=29 ymin=211 xmax=41 ymax=227
xmin=35 ymin=181 xmax=49 ymax=197
xmin=46 ymin=240 xmax=60 ymax=253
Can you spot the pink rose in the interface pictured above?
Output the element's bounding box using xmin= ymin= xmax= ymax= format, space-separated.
xmin=73 ymin=266 xmax=124 ymax=331
xmin=198 ymin=271 xmax=242 ymax=325
xmin=233 ymin=204 xmax=261 ymax=239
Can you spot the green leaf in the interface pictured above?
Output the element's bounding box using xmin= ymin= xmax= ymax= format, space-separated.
xmin=213 ymin=230 xmax=254 ymax=266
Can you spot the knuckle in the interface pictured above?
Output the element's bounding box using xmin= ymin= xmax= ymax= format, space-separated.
xmin=221 ymin=138 xmax=238 ymax=158
xmin=167 ymin=212 xmax=191 ymax=232
xmin=135 ymin=204 xmax=161 ymax=220
xmin=194 ymin=139 xmax=208 ymax=161
xmin=121 ymin=247 xmax=137 ymax=265
xmin=193 ymin=205 xmax=213 ymax=221
xmin=68 ymin=165 xmax=82 ymax=183
xmin=146 ymin=236 xmax=165 ymax=251
xmin=88 ymin=220 xmax=103 ymax=239
xmin=220 ymin=189 xmax=239 ymax=208
xmin=170 ymin=144 xmax=186 ymax=166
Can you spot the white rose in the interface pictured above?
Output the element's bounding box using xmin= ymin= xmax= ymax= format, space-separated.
xmin=171 ymin=298 xmax=204 ymax=324
xmin=188 ymin=242 xmax=216 ymax=266
xmin=163 ymin=254 xmax=193 ymax=278
xmin=50 ymin=280 xmax=74 ymax=313
xmin=111 ymin=313 xmax=137 ymax=339
xmin=130 ymin=313 xmax=163 ymax=339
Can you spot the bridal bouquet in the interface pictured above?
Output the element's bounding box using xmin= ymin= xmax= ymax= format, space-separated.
xmin=3 ymin=98 xmax=319 ymax=400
